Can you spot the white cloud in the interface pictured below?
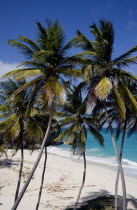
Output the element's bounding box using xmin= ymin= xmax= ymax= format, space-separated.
xmin=0 ymin=61 xmax=19 ymax=78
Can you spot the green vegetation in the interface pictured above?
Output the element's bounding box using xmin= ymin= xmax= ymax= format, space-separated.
xmin=0 ymin=19 xmax=137 ymax=210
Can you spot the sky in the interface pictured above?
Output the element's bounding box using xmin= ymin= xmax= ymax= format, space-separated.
xmin=0 ymin=0 xmax=137 ymax=77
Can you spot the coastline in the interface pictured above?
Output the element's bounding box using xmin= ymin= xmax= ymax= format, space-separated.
xmin=0 ymin=149 xmax=137 ymax=210
xmin=47 ymin=146 xmax=137 ymax=179
xmin=49 ymin=151 xmax=137 ymax=180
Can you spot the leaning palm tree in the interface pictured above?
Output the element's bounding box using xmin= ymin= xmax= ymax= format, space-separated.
xmin=4 ymin=20 xmax=81 ymax=210
xmin=114 ymin=79 xmax=137 ymax=209
xmin=54 ymin=90 xmax=104 ymax=209
xmin=32 ymin=107 xmax=62 ymax=210
xmin=0 ymin=78 xmax=29 ymax=202
xmin=0 ymin=78 xmax=44 ymax=202
xmin=71 ymin=20 xmax=137 ymax=210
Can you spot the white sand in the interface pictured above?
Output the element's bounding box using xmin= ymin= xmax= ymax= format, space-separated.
xmin=0 ymin=149 xmax=137 ymax=210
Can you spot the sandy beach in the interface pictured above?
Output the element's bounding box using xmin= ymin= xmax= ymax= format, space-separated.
xmin=0 ymin=149 xmax=137 ymax=210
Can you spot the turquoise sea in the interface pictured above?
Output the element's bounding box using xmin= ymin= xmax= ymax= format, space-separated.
xmin=47 ymin=129 xmax=137 ymax=178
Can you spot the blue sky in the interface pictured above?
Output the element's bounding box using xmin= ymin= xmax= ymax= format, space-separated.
xmin=0 ymin=0 xmax=137 ymax=76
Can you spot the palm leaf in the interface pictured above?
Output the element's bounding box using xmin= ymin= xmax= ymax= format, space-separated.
xmin=114 ymin=45 xmax=137 ymax=63
xmin=45 ymin=77 xmax=66 ymax=104
xmin=0 ymin=113 xmax=17 ymax=132
xmin=18 ymin=35 xmax=40 ymax=51
xmin=10 ymin=116 xmax=20 ymax=139
xmin=88 ymin=125 xmax=104 ymax=146
xmin=120 ymin=82 xmax=137 ymax=113
xmin=95 ymin=77 xmax=112 ymax=100
xmin=59 ymin=116 xmax=77 ymax=126
xmin=8 ymin=40 xmax=33 ymax=59
xmin=64 ymin=131 xmax=77 ymax=145
xmin=14 ymin=69 xmax=42 ymax=79
xmin=56 ymin=68 xmax=82 ymax=78
xmin=113 ymin=87 xmax=126 ymax=120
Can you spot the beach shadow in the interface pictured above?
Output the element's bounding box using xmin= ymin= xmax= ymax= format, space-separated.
xmin=64 ymin=189 xmax=115 ymax=210
xmin=127 ymin=194 xmax=137 ymax=209
xmin=65 ymin=190 xmax=137 ymax=210
xmin=80 ymin=189 xmax=110 ymax=202
xmin=0 ymin=158 xmax=19 ymax=168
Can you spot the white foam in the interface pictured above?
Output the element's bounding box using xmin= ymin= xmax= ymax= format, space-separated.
xmin=86 ymin=148 xmax=100 ymax=152
xmin=47 ymin=146 xmax=137 ymax=178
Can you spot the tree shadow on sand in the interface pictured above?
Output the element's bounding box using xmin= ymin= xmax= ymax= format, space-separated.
xmin=0 ymin=158 xmax=19 ymax=168
xmin=65 ymin=190 xmax=137 ymax=210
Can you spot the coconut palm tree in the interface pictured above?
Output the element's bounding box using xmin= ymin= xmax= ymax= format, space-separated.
xmin=54 ymin=89 xmax=104 ymax=209
xmin=94 ymin=77 xmax=137 ymax=210
xmin=33 ymin=107 xmax=62 ymax=210
xmin=71 ymin=20 xmax=137 ymax=210
xmin=5 ymin=20 xmax=81 ymax=210
xmin=0 ymin=78 xmax=62 ymax=209
xmin=114 ymin=79 xmax=137 ymax=209
xmin=0 ymin=78 xmax=44 ymax=202
xmin=0 ymin=79 xmax=27 ymax=202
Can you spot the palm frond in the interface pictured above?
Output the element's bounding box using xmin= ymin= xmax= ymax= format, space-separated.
xmin=113 ymin=87 xmax=126 ymax=120
xmin=59 ymin=116 xmax=77 ymax=126
xmin=18 ymin=35 xmax=40 ymax=51
xmin=120 ymin=82 xmax=137 ymax=113
xmin=95 ymin=77 xmax=112 ymax=100
xmin=0 ymin=113 xmax=17 ymax=132
xmin=114 ymin=45 xmax=137 ymax=63
xmin=88 ymin=125 xmax=104 ymax=146
xmin=8 ymin=40 xmax=33 ymax=59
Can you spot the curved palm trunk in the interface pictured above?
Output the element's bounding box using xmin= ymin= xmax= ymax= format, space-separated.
xmin=11 ymin=114 xmax=52 ymax=210
xmin=35 ymin=146 xmax=47 ymax=210
xmin=74 ymin=149 xmax=86 ymax=210
xmin=104 ymin=103 xmax=126 ymax=210
xmin=109 ymin=124 xmax=126 ymax=210
xmin=115 ymin=120 xmax=127 ymax=210
xmin=14 ymin=118 xmax=24 ymax=202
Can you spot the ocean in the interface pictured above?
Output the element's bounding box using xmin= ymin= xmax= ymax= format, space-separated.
xmin=47 ymin=129 xmax=137 ymax=178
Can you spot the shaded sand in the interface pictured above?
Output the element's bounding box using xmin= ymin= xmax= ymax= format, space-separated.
xmin=0 ymin=149 xmax=137 ymax=210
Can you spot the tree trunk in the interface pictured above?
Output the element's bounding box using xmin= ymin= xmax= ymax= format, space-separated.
xmin=11 ymin=114 xmax=52 ymax=210
xmin=74 ymin=149 xmax=86 ymax=210
xmin=14 ymin=117 xmax=24 ymax=202
xmin=35 ymin=146 xmax=47 ymax=210
xmin=115 ymin=120 xmax=127 ymax=210
xmin=109 ymin=124 xmax=127 ymax=210
xmin=104 ymin=102 xmax=126 ymax=210
xmin=14 ymin=141 xmax=24 ymax=202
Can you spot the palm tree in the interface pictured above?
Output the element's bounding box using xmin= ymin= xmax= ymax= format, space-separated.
xmin=5 ymin=20 xmax=81 ymax=210
xmin=0 ymin=78 xmax=62 ymax=209
xmin=54 ymin=90 xmax=104 ymax=209
xmin=0 ymin=79 xmax=48 ymax=201
xmin=0 ymin=78 xmax=45 ymax=202
xmin=71 ymin=20 xmax=137 ymax=210
xmin=33 ymin=108 xmax=62 ymax=210
xmin=114 ymin=79 xmax=137 ymax=209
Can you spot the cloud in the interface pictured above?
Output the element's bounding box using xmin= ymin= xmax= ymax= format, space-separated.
xmin=0 ymin=61 xmax=19 ymax=78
